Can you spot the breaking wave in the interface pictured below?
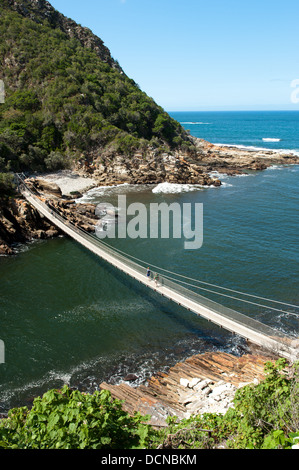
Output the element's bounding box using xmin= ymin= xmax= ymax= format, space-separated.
xmin=180 ymin=121 xmax=211 ymax=125
xmin=213 ymin=142 xmax=299 ymax=156
xmin=152 ymin=182 xmax=202 ymax=194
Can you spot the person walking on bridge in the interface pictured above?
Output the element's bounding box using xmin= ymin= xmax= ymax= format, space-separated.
xmin=146 ymin=267 xmax=151 ymax=280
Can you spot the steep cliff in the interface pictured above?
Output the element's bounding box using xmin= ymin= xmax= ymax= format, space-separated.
xmin=3 ymin=0 xmax=122 ymax=71
xmin=0 ymin=0 xmax=197 ymax=180
xmin=2 ymin=1 xmax=297 ymax=254
xmin=0 ymin=0 xmax=219 ymax=253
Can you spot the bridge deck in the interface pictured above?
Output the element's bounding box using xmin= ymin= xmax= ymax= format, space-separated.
xmin=19 ymin=181 xmax=298 ymax=362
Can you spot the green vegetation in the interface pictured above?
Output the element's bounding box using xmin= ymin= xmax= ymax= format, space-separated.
xmin=0 ymin=358 xmax=298 ymax=449
xmin=151 ymin=358 xmax=299 ymax=450
xmin=0 ymin=172 xmax=15 ymax=197
xmin=0 ymin=0 xmax=194 ymax=191
xmin=0 ymin=386 xmax=153 ymax=449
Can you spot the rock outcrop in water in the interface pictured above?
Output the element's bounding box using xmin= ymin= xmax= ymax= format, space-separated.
xmin=100 ymin=350 xmax=279 ymax=427
xmin=79 ymin=149 xmax=221 ymax=187
xmin=191 ymin=138 xmax=299 ymax=174
xmin=0 ymin=178 xmax=101 ymax=254
xmin=72 ymin=134 xmax=299 ymax=186
xmin=0 ymin=196 xmax=60 ymax=255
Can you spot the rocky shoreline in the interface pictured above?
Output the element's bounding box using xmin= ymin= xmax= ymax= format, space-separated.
xmin=1 ymin=138 xmax=299 ymax=255
xmin=192 ymin=137 xmax=299 ymax=174
xmin=0 ymin=177 xmax=100 ymax=255
xmin=100 ymin=347 xmax=280 ymax=427
xmin=0 ymin=140 xmax=296 ymax=427
xmin=75 ymin=136 xmax=299 ymax=186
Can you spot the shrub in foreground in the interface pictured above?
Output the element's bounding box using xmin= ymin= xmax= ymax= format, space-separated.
xmin=0 ymin=359 xmax=298 ymax=449
xmin=0 ymin=386 xmax=152 ymax=449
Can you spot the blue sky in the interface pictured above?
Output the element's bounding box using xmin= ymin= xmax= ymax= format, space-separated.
xmin=49 ymin=0 xmax=299 ymax=111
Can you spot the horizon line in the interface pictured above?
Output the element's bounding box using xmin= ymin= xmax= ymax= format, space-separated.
xmin=167 ymin=109 xmax=299 ymax=113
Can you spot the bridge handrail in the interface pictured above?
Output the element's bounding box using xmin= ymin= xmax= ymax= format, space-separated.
xmin=16 ymin=174 xmax=295 ymax=347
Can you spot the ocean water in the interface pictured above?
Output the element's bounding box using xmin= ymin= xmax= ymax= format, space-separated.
xmin=0 ymin=111 xmax=298 ymax=412
xmin=169 ymin=110 xmax=299 ymax=154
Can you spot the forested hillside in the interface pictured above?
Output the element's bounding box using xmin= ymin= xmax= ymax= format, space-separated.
xmin=0 ymin=0 xmax=194 ymax=191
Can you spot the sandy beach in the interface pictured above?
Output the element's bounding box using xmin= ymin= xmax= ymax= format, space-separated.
xmin=31 ymin=170 xmax=98 ymax=196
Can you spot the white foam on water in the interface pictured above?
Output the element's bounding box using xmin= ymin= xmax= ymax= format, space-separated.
xmin=213 ymin=143 xmax=267 ymax=152
xmin=209 ymin=170 xmax=229 ymax=179
xmin=0 ymin=354 xmax=116 ymax=407
xmin=0 ymin=370 xmax=72 ymax=405
xmin=152 ymin=182 xmax=201 ymax=194
xmin=213 ymin=142 xmax=299 ymax=157
xmin=208 ymin=171 xmax=233 ymax=184
xmin=266 ymin=164 xmax=285 ymax=171
xmin=209 ymin=170 xmax=253 ymax=180
xmin=76 ymin=183 xmax=131 ymax=203
xmin=180 ymin=122 xmax=211 ymax=125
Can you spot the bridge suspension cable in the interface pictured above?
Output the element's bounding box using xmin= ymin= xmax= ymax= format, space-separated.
xmin=16 ymin=173 xmax=299 ymax=319
xmin=91 ymin=236 xmax=299 ymax=314
xmin=159 ymin=272 xmax=299 ymax=317
xmin=17 ymin=174 xmax=299 ymax=362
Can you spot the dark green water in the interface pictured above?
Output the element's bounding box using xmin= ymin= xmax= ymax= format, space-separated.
xmin=0 ymin=165 xmax=298 ymax=412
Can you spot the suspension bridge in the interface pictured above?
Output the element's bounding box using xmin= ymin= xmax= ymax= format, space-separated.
xmin=16 ymin=174 xmax=299 ymax=362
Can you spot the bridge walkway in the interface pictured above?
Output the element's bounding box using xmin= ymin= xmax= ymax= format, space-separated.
xmin=17 ymin=176 xmax=298 ymax=362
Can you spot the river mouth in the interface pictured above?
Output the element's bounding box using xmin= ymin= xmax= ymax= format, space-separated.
xmin=0 ymin=165 xmax=298 ymax=413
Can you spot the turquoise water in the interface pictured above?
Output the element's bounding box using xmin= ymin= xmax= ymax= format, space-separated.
xmin=170 ymin=110 xmax=299 ymax=153
xmin=0 ymin=112 xmax=298 ymax=412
